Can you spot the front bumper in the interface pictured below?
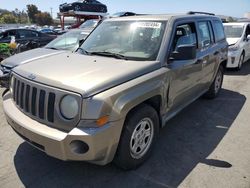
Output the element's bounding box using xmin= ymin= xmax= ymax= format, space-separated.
xmin=3 ymin=92 xmax=124 ymax=165
xmin=226 ymin=50 xmax=241 ymax=68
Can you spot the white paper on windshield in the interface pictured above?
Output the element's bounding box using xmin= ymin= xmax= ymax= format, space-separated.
xmin=232 ymin=25 xmax=243 ymax=28
xmin=132 ymin=22 xmax=162 ymax=29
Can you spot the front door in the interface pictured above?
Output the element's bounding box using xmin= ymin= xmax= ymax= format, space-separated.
xmin=166 ymin=22 xmax=204 ymax=112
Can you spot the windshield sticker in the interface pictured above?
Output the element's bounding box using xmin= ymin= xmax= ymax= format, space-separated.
xmin=232 ymin=26 xmax=243 ymax=28
xmin=131 ymin=22 xmax=162 ymax=29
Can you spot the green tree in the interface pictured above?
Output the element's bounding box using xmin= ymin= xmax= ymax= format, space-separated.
xmin=27 ymin=4 xmax=40 ymax=23
xmin=35 ymin=12 xmax=53 ymax=26
xmin=227 ymin=17 xmax=236 ymax=22
xmin=0 ymin=13 xmax=17 ymax=23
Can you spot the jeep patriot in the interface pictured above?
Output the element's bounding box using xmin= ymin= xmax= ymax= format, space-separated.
xmin=2 ymin=12 xmax=228 ymax=169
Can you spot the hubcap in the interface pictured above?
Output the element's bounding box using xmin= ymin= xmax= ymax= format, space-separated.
xmin=130 ymin=118 xmax=154 ymax=159
xmin=215 ymin=69 xmax=222 ymax=93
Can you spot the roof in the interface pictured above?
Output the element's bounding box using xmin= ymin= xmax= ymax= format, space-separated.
xmin=223 ymin=22 xmax=248 ymax=26
xmin=106 ymin=13 xmax=220 ymax=22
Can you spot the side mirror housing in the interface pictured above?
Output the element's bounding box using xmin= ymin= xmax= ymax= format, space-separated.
xmin=170 ymin=45 xmax=196 ymax=61
xmin=247 ymin=34 xmax=250 ymax=41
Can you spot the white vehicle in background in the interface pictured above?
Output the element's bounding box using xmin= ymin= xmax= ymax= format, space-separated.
xmin=223 ymin=22 xmax=250 ymax=70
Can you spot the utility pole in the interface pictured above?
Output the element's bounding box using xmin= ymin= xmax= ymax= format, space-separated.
xmin=50 ymin=7 xmax=53 ymax=18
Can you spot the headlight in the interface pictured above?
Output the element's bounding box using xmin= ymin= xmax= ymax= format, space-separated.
xmin=60 ymin=95 xmax=79 ymax=119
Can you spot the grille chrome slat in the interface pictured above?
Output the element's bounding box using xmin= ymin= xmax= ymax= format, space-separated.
xmin=16 ymin=80 xmax=20 ymax=105
xmin=44 ymin=92 xmax=49 ymax=121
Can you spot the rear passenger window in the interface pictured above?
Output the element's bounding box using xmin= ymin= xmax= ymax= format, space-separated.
xmin=171 ymin=23 xmax=197 ymax=51
xmin=213 ymin=21 xmax=226 ymax=42
xmin=198 ymin=21 xmax=212 ymax=48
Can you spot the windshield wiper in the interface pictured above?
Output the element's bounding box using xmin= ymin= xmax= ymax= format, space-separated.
xmin=90 ymin=51 xmax=129 ymax=60
xmin=76 ymin=47 xmax=91 ymax=55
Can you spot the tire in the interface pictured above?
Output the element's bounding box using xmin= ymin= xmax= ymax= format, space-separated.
xmin=74 ymin=5 xmax=81 ymax=11
xmin=204 ymin=65 xmax=224 ymax=99
xmin=236 ymin=52 xmax=244 ymax=71
xmin=114 ymin=103 xmax=159 ymax=170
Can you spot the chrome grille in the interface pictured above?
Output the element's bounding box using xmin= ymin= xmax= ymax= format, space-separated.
xmin=11 ymin=73 xmax=82 ymax=131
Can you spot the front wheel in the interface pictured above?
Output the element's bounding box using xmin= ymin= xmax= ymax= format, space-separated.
xmin=114 ymin=104 xmax=159 ymax=170
xmin=204 ymin=65 xmax=224 ymax=99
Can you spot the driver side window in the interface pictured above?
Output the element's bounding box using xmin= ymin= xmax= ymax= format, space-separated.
xmin=171 ymin=23 xmax=197 ymax=52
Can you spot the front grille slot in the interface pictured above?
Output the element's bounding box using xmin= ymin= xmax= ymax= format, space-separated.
xmin=39 ymin=90 xmax=46 ymax=119
xmin=47 ymin=93 xmax=55 ymax=123
xmin=25 ymin=85 xmax=30 ymax=112
xmin=31 ymin=87 xmax=37 ymax=116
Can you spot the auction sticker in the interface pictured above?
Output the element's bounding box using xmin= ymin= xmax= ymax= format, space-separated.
xmin=132 ymin=22 xmax=162 ymax=29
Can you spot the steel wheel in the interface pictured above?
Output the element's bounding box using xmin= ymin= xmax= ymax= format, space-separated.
xmin=130 ymin=118 xmax=154 ymax=159
xmin=214 ymin=68 xmax=222 ymax=94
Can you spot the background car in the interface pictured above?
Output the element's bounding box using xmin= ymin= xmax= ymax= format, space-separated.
xmin=0 ymin=29 xmax=56 ymax=50
xmin=59 ymin=0 xmax=107 ymax=13
xmin=0 ymin=29 xmax=90 ymax=88
xmin=224 ymin=22 xmax=250 ymax=70
xmin=38 ymin=28 xmax=58 ymax=36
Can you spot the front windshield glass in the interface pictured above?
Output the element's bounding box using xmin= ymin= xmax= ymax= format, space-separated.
xmin=224 ymin=25 xmax=244 ymax=38
xmin=45 ymin=30 xmax=88 ymax=51
xmin=80 ymin=20 xmax=99 ymax=28
xmin=79 ymin=20 xmax=167 ymax=61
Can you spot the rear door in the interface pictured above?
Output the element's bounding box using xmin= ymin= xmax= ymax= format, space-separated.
xmin=166 ymin=21 xmax=204 ymax=111
xmin=196 ymin=20 xmax=217 ymax=89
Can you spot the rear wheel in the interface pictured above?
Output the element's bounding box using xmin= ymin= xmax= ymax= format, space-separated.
xmin=114 ymin=104 xmax=159 ymax=170
xmin=204 ymin=65 xmax=224 ymax=99
xmin=237 ymin=52 xmax=244 ymax=71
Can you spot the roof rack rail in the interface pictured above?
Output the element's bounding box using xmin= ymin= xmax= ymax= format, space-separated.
xmin=187 ymin=11 xmax=215 ymax=16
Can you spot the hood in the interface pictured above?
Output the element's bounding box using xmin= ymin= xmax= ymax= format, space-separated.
xmin=1 ymin=48 xmax=65 ymax=68
xmin=14 ymin=53 xmax=160 ymax=97
xmin=226 ymin=38 xmax=240 ymax=46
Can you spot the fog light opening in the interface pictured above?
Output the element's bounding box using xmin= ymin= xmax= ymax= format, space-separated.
xmin=69 ymin=140 xmax=89 ymax=154
xmin=231 ymin=57 xmax=235 ymax=64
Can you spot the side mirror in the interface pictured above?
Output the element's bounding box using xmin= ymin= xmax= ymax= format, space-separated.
xmin=170 ymin=44 xmax=196 ymax=61
xmin=247 ymin=35 xmax=250 ymax=41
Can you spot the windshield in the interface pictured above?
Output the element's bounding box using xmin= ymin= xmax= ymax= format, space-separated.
xmin=45 ymin=30 xmax=88 ymax=51
xmin=80 ymin=20 xmax=99 ymax=28
xmin=224 ymin=25 xmax=244 ymax=38
xmin=79 ymin=20 xmax=166 ymax=61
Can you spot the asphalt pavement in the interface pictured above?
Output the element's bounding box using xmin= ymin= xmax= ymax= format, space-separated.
xmin=0 ymin=62 xmax=250 ymax=188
